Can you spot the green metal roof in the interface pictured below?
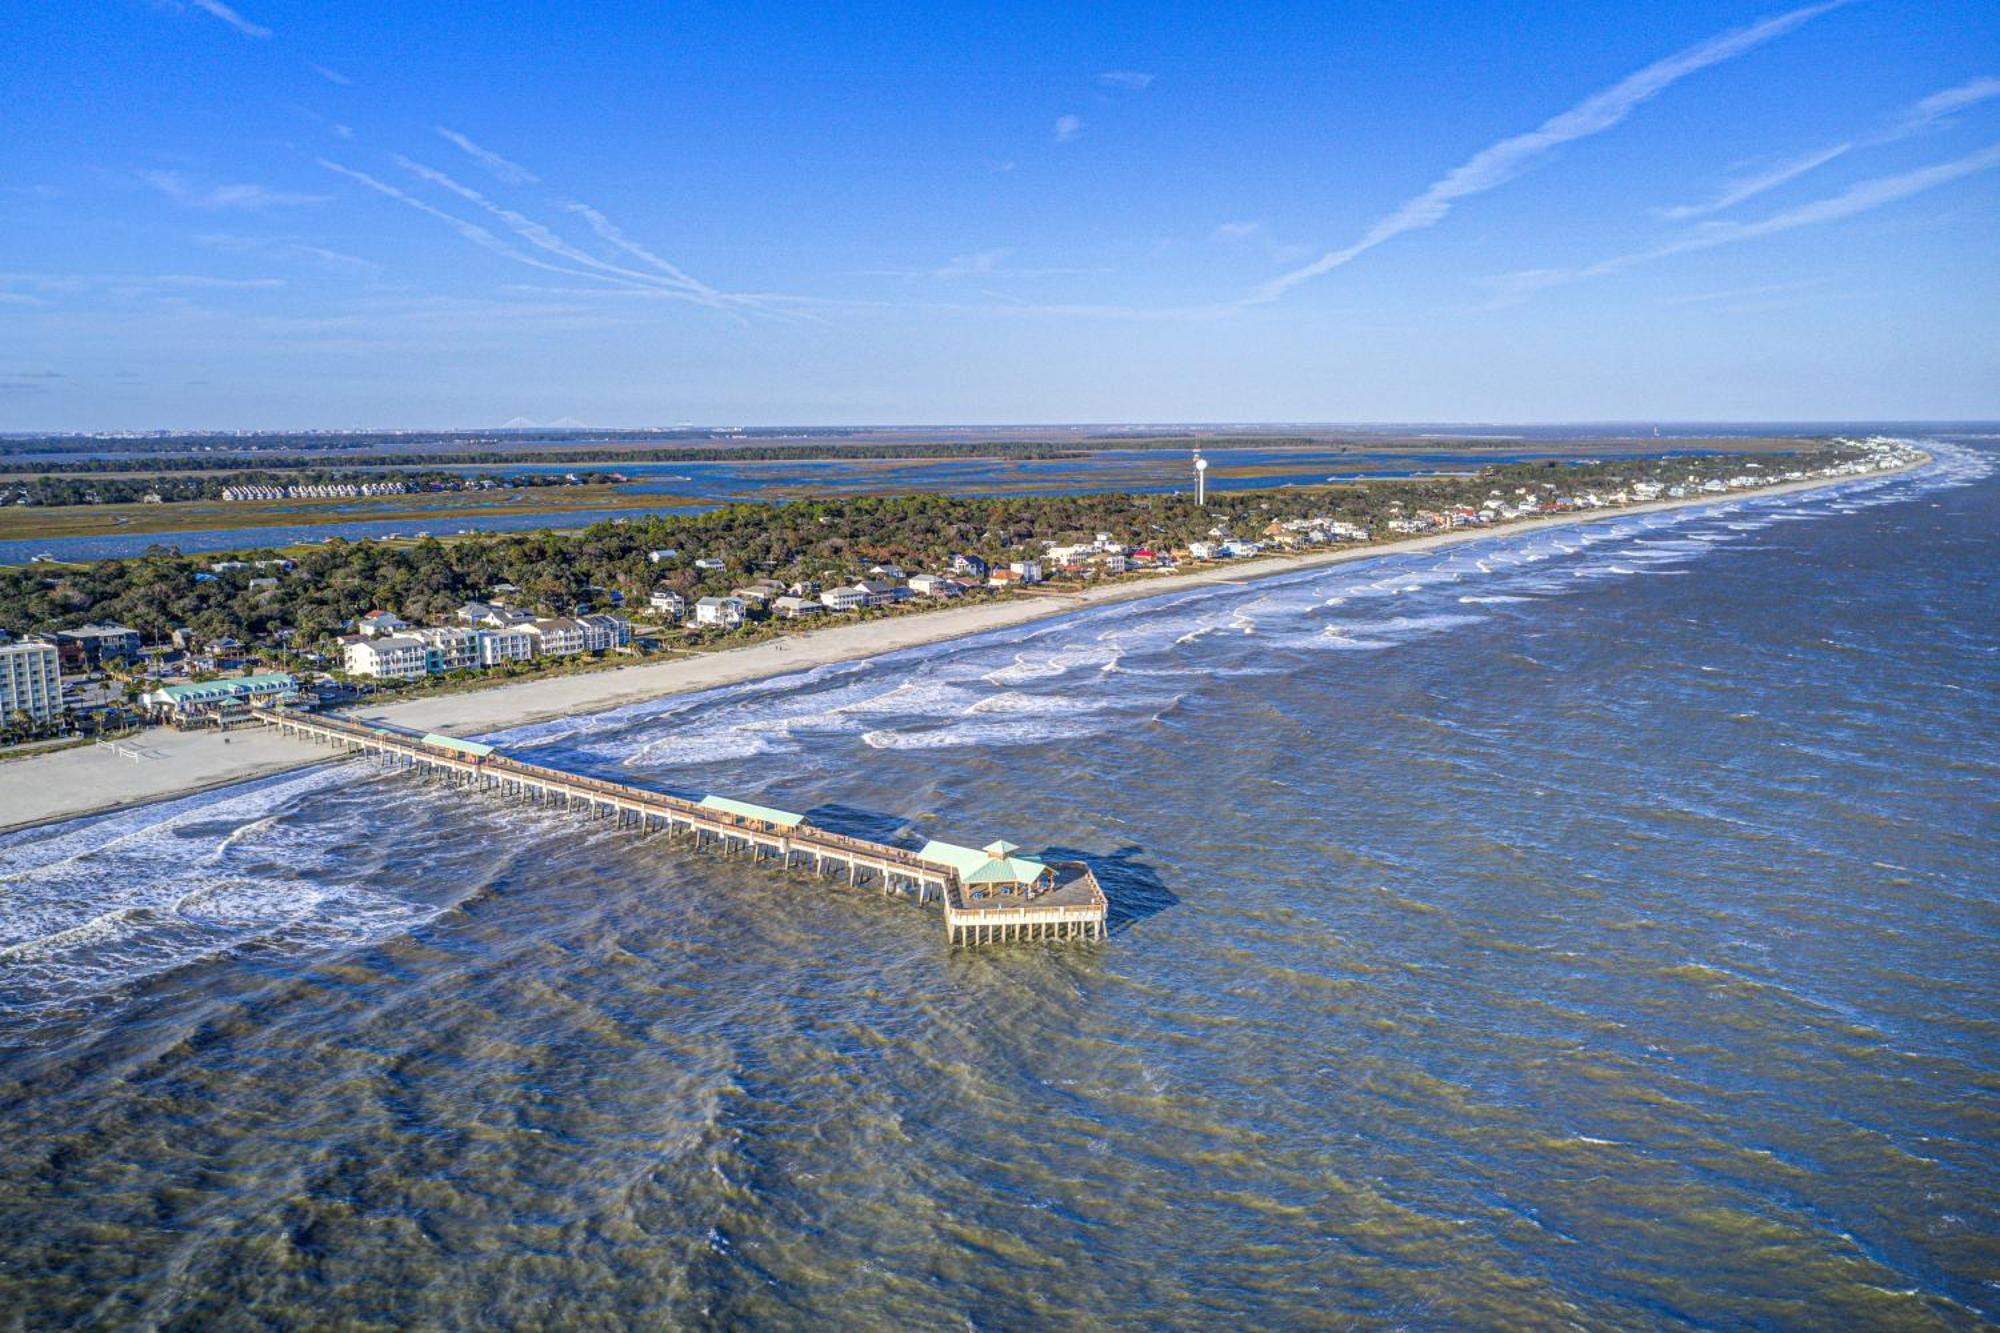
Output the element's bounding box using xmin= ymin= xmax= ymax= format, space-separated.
xmin=918 ymin=838 xmax=1049 ymax=885
xmin=149 ymin=672 xmax=296 ymax=703
xmin=699 ymin=795 xmax=805 ymax=828
xmin=422 ymin=732 xmax=495 ymax=758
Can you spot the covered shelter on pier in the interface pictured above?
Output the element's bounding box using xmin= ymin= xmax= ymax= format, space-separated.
xmin=918 ymin=839 xmax=1055 ymax=899
xmin=699 ymin=794 xmax=805 ymax=832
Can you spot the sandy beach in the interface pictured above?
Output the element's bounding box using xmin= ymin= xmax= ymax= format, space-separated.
xmin=0 ymin=459 xmax=1923 ymax=835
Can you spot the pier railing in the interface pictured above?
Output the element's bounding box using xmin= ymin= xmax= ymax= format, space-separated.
xmin=254 ymin=705 xmax=1104 ymax=944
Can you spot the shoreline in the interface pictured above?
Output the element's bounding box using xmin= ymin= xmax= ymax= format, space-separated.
xmin=0 ymin=455 xmax=1926 ymax=835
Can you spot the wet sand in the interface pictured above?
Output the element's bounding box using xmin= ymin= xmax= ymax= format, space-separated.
xmin=0 ymin=461 xmax=1919 ymax=834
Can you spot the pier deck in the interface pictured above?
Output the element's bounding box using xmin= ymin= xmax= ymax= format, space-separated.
xmin=257 ymin=706 xmax=1106 ymax=946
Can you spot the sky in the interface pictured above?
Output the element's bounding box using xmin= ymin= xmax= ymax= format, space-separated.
xmin=2 ymin=0 xmax=1997 ymax=429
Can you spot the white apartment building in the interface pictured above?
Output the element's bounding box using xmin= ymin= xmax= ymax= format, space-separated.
xmin=343 ymin=635 xmax=429 ymax=680
xmin=476 ymin=626 xmax=535 ymax=666
xmin=0 ymin=640 xmax=63 ymax=724
xmin=648 ymin=589 xmax=686 ymax=618
xmin=526 ymin=618 xmax=588 ymax=656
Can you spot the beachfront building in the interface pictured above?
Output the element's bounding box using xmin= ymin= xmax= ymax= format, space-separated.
xmin=694 ymin=596 xmax=746 ymax=628
xmin=0 ymin=640 xmax=63 ymax=725
xmin=414 ymin=626 xmax=481 ymax=674
xmin=858 ymin=577 xmax=902 ymax=607
xmin=51 ymin=622 xmax=142 ymax=666
xmin=648 ymin=589 xmax=686 ymax=619
xmin=476 ymin=625 xmax=535 ymax=666
xmin=1045 ymin=542 xmax=1096 ymax=568
xmin=578 ymin=613 xmax=632 ymax=650
xmin=342 ymin=635 xmax=429 ymax=680
xmin=140 ymin=672 xmax=297 ymax=727
xmin=950 ymin=553 xmax=989 ymax=578
xmin=1009 ymin=560 xmax=1043 ymax=584
xmin=907 ymin=574 xmax=963 ymax=598
xmin=819 ymin=584 xmax=866 ymax=612
xmin=772 ymin=595 xmax=825 ymax=619
xmin=526 ymin=618 xmax=588 ymax=657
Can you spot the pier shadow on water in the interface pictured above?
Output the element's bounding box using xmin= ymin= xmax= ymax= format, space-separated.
xmin=802 ymin=802 xmax=921 ymax=845
xmin=1041 ymin=843 xmax=1178 ymax=935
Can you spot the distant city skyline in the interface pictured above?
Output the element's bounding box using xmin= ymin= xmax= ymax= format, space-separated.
xmin=3 ymin=0 xmax=1996 ymax=428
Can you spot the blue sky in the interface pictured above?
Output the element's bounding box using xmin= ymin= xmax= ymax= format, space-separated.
xmin=3 ymin=0 xmax=1996 ymax=429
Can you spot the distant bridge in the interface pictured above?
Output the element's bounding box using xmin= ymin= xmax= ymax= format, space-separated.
xmin=256 ymin=707 xmax=1106 ymax=946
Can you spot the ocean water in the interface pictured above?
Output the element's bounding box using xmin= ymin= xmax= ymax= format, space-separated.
xmin=0 ymin=441 xmax=1994 ymax=1327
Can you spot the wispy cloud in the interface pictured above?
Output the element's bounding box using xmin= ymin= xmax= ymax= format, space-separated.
xmin=310 ymin=63 xmax=353 ymax=86
xmin=1212 ymin=220 xmax=1312 ymax=262
xmin=141 ymin=170 xmax=327 ymax=209
xmin=187 ymin=0 xmax=270 ymax=39
xmin=1252 ymin=0 xmax=1846 ymax=302
xmin=435 ymin=127 xmax=538 ymax=185
xmin=392 ymin=155 xmax=735 ymax=308
xmin=194 ymin=232 xmax=382 ymax=274
xmin=931 ymin=249 xmax=1011 ymax=279
xmin=1484 ymin=141 xmax=2000 ymax=305
xmin=321 ymin=156 xmax=750 ymax=313
xmin=1658 ymin=144 xmax=1855 ymax=221
xmin=1097 ymin=70 xmax=1154 ymax=91
xmin=1899 ymin=75 xmax=2000 ymax=132
xmin=1 ymin=271 xmax=286 ymax=302
xmin=559 ymin=202 xmax=732 ymax=305
xmin=1054 ymin=114 xmax=1084 ymax=142
xmin=1659 ymin=73 xmax=2000 ymax=220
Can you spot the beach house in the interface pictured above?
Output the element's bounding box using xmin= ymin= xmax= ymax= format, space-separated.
xmin=694 ymin=596 xmax=746 ymax=628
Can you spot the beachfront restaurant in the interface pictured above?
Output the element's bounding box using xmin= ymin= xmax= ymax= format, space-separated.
xmin=918 ymin=839 xmax=1056 ymax=900
xmin=140 ymin=672 xmax=298 ymax=728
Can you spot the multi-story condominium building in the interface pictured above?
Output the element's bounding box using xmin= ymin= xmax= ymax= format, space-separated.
xmin=526 ymin=618 xmax=587 ymax=656
xmin=577 ymin=613 xmax=632 ymax=650
xmin=476 ymin=626 xmax=535 ymax=667
xmin=819 ymin=584 xmax=867 ymax=612
xmin=342 ymin=635 xmax=429 ymax=680
xmin=51 ymin=622 xmax=142 ymax=664
xmin=414 ymin=626 xmax=480 ymax=673
xmin=0 ymin=641 xmax=63 ymax=724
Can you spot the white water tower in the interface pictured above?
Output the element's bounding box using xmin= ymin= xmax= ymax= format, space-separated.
xmin=1193 ymin=450 xmax=1209 ymax=506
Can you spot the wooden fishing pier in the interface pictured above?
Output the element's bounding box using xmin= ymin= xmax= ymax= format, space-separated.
xmin=256 ymin=707 xmax=1107 ymax=946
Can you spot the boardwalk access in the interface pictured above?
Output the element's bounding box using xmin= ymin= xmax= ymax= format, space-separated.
xmin=257 ymin=707 xmax=1107 ymax=947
